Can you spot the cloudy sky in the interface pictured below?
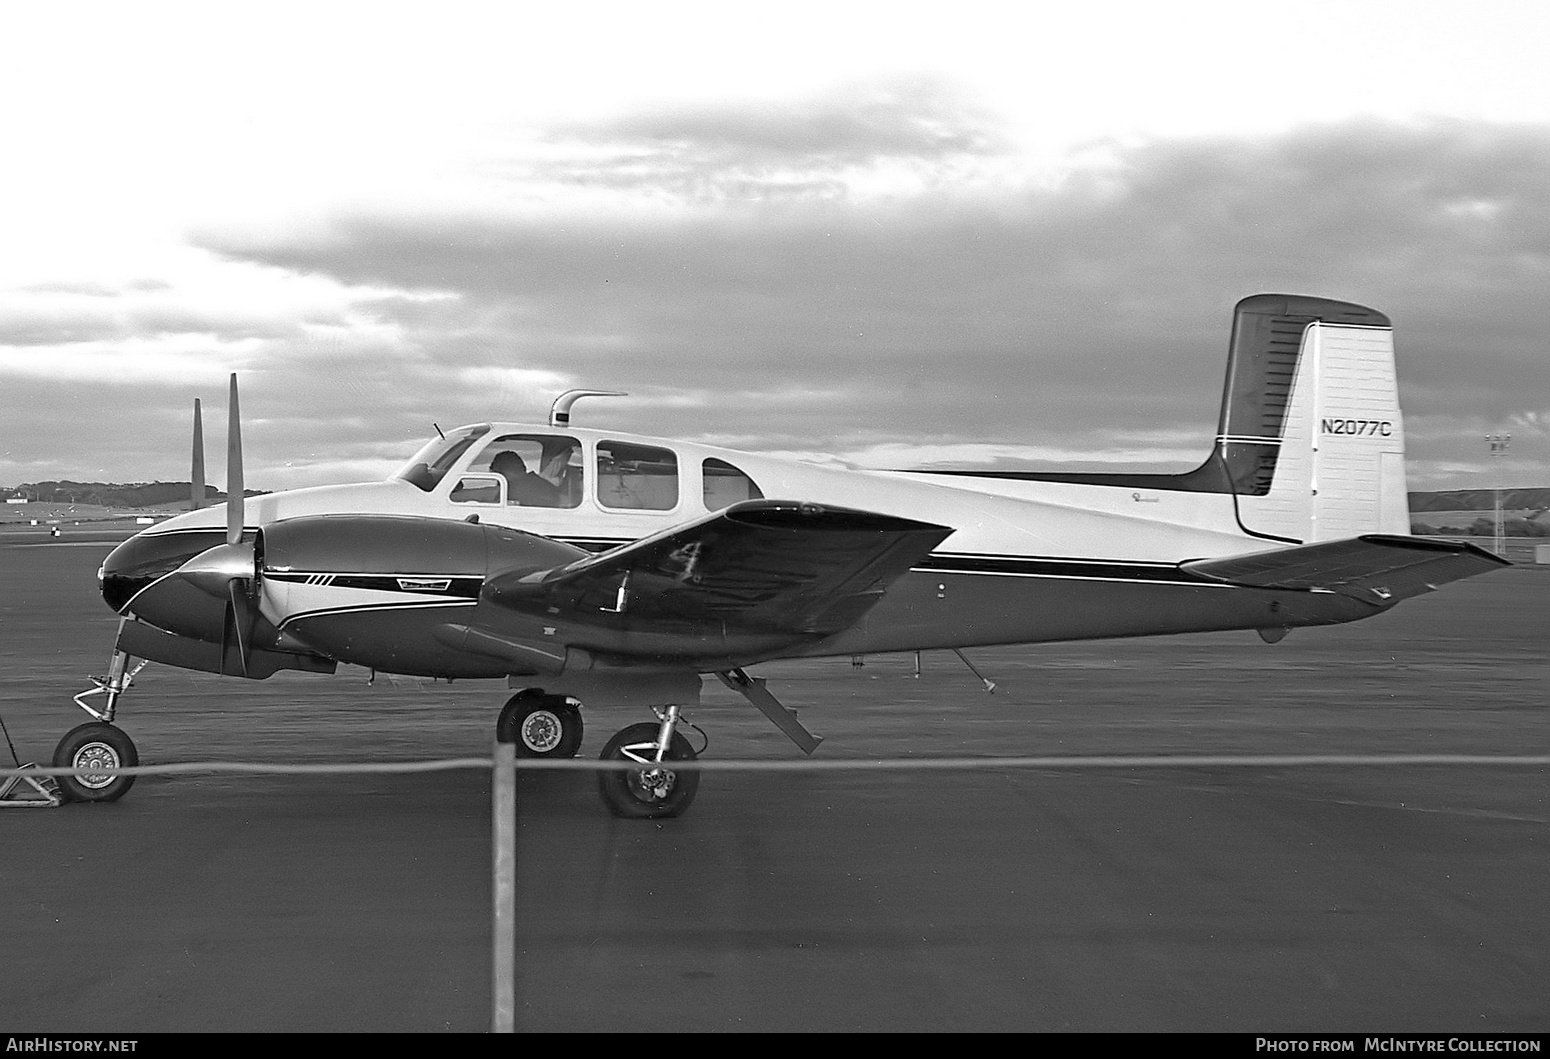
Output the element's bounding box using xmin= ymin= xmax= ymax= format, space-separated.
xmin=2 ymin=0 xmax=1548 ymax=493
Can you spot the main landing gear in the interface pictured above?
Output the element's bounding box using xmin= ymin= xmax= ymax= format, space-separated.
xmin=497 ymin=690 xmax=584 ymax=759
xmin=498 ymin=690 xmax=700 ymax=818
xmin=596 ymin=705 xmax=700 ymax=819
xmin=56 ymin=649 xmax=146 ymax=803
xmin=504 ymin=670 xmax=818 ymax=819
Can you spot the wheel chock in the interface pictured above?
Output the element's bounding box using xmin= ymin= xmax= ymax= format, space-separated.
xmin=0 ymin=764 xmax=63 ymax=808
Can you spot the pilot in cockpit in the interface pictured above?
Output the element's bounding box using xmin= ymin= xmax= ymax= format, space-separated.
xmin=491 ymin=450 xmax=563 ymax=507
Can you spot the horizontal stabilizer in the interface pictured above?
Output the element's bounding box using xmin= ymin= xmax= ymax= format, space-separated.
xmin=1182 ymin=535 xmax=1510 ymax=605
xmin=485 ymin=500 xmax=952 ymax=637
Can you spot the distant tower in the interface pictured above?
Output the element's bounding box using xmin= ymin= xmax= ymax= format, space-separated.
xmin=1487 ymin=432 xmax=1511 ymax=556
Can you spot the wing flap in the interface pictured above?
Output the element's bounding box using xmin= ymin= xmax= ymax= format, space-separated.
xmin=484 ymin=500 xmax=952 ymax=637
xmin=1182 ymin=534 xmax=1510 ymax=604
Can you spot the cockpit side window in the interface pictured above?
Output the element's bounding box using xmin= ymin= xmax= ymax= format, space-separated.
xmin=597 ymin=441 xmax=678 ymax=510
xmin=395 ymin=425 xmax=491 ymax=492
xmin=702 ymin=457 xmax=764 ymax=510
xmin=469 ymin=434 xmax=582 ymax=508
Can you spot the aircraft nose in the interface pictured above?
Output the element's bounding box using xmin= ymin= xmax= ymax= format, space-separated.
xmin=100 ymin=529 xmax=226 ymax=614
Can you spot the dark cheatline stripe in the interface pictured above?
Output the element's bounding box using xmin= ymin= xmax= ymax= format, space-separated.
xmin=915 ymin=554 xmax=1206 ymax=585
xmin=264 ymin=572 xmax=484 ymax=598
xmin=558 ymin=537 xmax=631 ymax=553
xmin=275 ymin=598 xmax=478 ymax=631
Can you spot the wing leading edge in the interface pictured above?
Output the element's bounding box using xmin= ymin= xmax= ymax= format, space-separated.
xmin=483 ymin=500 xmax=953 ymax=637
xmin=1182 ymin=534 xmax=1510 ymax=605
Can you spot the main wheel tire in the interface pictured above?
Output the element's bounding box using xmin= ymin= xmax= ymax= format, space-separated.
xmin=497 ymin=691 xmax=584 ymax=759
xmin=53 ymin=722 xmax=138 ymax=803
xmin=597 ymin=721 xmax=700 ymax=819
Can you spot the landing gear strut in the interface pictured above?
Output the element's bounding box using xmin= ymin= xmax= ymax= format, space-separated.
xmin=596 ymin=704 xmax=700 ymax=819
xmin=56 ymin=648 xmax=145 ymax=803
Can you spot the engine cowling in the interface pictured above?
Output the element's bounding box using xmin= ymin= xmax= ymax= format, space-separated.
xmin=256 ymin=515 xmax=587 ymax=676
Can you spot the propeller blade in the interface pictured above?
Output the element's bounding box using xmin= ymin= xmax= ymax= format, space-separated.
xmin=190 ymin=398 xmax=205 ymax=511
xmin=173 ymin=534 xmax=262 ymax=678
xmin=224 ymin=578 xmax=255 ymax=678
xmin=226 ymin=374 xmax=244 ymax=546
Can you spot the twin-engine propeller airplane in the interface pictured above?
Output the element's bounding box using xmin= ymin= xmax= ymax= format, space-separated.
xmin=59 ymin=294 xmax=1508 ymax=817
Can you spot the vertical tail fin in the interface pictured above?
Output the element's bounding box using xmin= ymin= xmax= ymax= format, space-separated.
xmin=1223 ymin=295 xmax=1409 ymax=543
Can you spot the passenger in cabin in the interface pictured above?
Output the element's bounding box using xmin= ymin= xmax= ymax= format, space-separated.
xmin=491 ymin=450 xmax=563 ymax=507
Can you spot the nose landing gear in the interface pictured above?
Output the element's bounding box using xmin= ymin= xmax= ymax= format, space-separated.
xmin=56 ymin=649 xmax=145 ymax=803
xmin=53 ymin=722 xmax=138 ymax=802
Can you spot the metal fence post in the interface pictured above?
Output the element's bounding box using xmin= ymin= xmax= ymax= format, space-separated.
xmin=492 ymin=734 xmax=516 ymax=1033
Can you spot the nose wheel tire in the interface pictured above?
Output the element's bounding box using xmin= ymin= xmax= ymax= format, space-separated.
xmin=53 ymin=722 xmax=138 ymax=803
xmin=597 ymin=722 xmax=700 ymax=819
xmin=497 ymin=692 xmax=584 ymax=759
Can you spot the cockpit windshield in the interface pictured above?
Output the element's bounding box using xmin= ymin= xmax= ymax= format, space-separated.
xmin=394 ymin=424 xmax=491 ymax=492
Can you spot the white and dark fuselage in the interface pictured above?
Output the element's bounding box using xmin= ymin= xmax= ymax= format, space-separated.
xmin=102 ymin=294 xmax=1442 ymax=681
xmin=103 ymin=431 xmax=1365 ymax=679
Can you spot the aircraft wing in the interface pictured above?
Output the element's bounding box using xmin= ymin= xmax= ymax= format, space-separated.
xmin=483 ymin=500 xmax=953 ymax=636
xmin=1181 ymin=534 xmax=1510 ymax=604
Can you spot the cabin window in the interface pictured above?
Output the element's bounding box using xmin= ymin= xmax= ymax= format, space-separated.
xmin=395 ymin=424 xmax=491 ymax=492
xmin=597 ymin=441 xmax=679 ymax=510
xmin=702 ymin=457 xmax=764 ymax=510
xmin=467 ymin=434 xmax=582 ymax=508
xmin=448 ymin=475 xmax=503 ymax=505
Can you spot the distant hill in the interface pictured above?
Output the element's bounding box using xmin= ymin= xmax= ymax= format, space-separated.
xmin=1408 ymin=488 xmax=1550 ymax=513
xmin=6 ymin=480 xmax=264 ymax=508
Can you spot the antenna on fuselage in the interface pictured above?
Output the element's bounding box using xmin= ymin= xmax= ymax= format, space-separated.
xmin=549 ymin=389 xmax=627 ymax=427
